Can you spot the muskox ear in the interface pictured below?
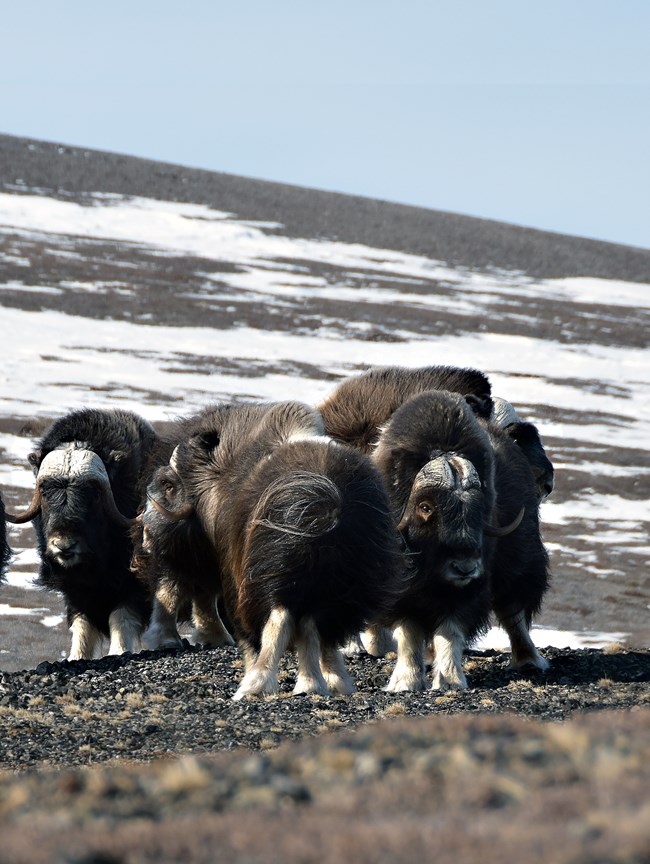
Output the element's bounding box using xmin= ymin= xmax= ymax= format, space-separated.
xmin=108 ymin=449 xmax=127 ymax=464
xmin=28 ymin=450 xmax=42 ymax=473
xmin=465 ymin=394 xmax=493 ymax=420
xmin=198 ymin=430 xmax=221 ymax=451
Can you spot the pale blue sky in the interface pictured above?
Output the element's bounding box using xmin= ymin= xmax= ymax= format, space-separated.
xmin=2 ymin=1 xmax=649 ymax=248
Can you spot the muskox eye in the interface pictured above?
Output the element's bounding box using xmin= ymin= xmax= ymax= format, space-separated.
xmin=416 ymin=501 xmax=433 ymax=519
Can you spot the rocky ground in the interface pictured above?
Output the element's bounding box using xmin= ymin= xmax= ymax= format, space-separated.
xmin=0 ymin=644 xmax=649 ymax=863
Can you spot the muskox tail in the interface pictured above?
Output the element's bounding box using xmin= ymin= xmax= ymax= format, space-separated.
xmin=239 ymin=455 xmax=404 ymax=649
xmin=248 ymin=471 xmax=341 ymax=540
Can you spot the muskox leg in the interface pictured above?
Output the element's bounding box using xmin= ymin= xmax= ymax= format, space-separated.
xmin=385 ymin=621 xmax=426 ymax=692
xmin=341 ymin=632 xmax=365 ymax=656
xmin=320 ymin=645 xmax=355 ymax=695
xmin=191 ymin=592 xmax=235 ymax=648
xmin=431 ymin=619 xmax=468 ymax=690
xmin=499 ymin=609 xmax=550 ymax=671
xmin=232 ymin=607 xmax=293 ymax=700
xmin=293 ymin=617 xmax=330 ymax=696
xmin=69 ymin=613 xmax=101 ymax=661
xmin=108 ymin=606 xmax=143 ymax=655
xmin=145 ymin=586 xmax=183 ymax=650
xmin=361 ymin=624 xmax=397 ymax=657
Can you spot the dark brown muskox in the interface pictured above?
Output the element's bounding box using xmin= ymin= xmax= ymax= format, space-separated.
xmin=5 ymin=408 xmax=157 ymax=659
xmin=319 ymin=366 xmax=553 ymax=672
xmin=142 ymin=400 xmax=404 ymax=699
xmin=374 ymin=390 xmax=505 ymax=690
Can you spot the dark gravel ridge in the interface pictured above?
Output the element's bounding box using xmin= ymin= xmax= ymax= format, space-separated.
xmin=0 ymin=645 xmax=648 ymax=771
xmin=2 ymin=133 xmax=649 ymax=279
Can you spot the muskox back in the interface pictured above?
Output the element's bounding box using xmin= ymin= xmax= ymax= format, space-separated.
xmin=234 ymin=438 xmax=403 ymax=651
xmin=318 ymin=365 xmax=492 ymax=452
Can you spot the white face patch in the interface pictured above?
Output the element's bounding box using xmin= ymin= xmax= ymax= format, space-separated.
xmin=38 ymin=445 xmax=110 ymax=486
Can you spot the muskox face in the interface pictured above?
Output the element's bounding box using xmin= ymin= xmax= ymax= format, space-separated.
xmin=6 ymin=445 xmax=134 ymax=570
xmin=38 ymin=475 xmax=111 ymax=568
xmin=132 ymin=464 xmax=195 ymax=566
xmin=397 ymin=454 xmax=488 ymax=588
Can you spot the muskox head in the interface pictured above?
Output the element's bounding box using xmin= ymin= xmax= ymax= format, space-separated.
xmin=491 ymin=397 xmax=554 ymax=501
xmin=396 ymin=452 xmax=490 ymax=587
xmin=5 ymin=444 xmax=134 ymax=569
xmin=131 ymin=455 xmax=195 ymax=567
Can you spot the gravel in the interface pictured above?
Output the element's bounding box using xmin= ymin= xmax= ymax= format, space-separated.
xmin=0 ymin=644 xmax=648 ymax=771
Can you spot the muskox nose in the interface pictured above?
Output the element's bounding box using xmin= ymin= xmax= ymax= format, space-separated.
xmin=51 ymin=536 xmax=79 ymax=559
xmin=449 ymin=558 xmax=482 ymax=582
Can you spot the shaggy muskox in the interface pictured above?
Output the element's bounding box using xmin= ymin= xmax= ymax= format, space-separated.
xmin=319 ymin=366 xmax=553 ymax=675
xmin=0 ymin=492 xmax=11 ymax=582
xmin=131 ymin=444 xmax=234 ymax=652
xmin=491 ymin=397 xmax=554 ymax=502
xmin=142 ymin=400 xmax=404 ymax=699
xmin=5 ymin=408 xmax=157 ymax=659
xmin=374 ymin=391 xmax=503 ymax=690
xmin=482 ymin=418 xmax=550 ymax=671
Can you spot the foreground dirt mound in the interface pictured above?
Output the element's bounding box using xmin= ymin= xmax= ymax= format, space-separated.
xmin=0 ymin=709 xmax=648 ymax=864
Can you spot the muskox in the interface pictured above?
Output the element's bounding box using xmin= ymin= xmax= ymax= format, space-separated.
xmin=143 ymin=400 xmax=404 ymax=699
xmin=375 ymin=391 xmax=503 ymax=690
xmin=491 ymin=397 xmax=554 ymax=502
xmin=131 ymin=447 xmax=234 ymax=652
xmin=482 ymin=418 xmax=550 ymax=671
xmin=0 ymin=492 xmax=11 ymax=582
xmin=319 ymin=366 xmax=554 ymax=671
xmin=5 ymin=408 xmax=157 ymax=659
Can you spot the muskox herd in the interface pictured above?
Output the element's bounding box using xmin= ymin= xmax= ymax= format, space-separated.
xmin=0 ymin=365 xmax=554 ymax=696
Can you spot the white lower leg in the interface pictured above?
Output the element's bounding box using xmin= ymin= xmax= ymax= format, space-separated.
xmin=144 ymin=595 xmax=182 ymax=649
xmin=385 ymin=621 xmax=426 ymax=692
xmin=432 ymin=620 xmax=468 ymax=690
xmin=68 ymin=614 xmax=101 ymax=661
xmin=361 ymin=624 xmax=397 ymax=657
xmin=293 ymin=618 xmax=329 ymax=695
xmin=500 ymin=609 xmax=549 ymax=670
xmin=320 ymin=645 xmax=355 ymax=695
xmin=108 ymin=606 xmax=143 ymax=655
xmin=191 ymin=595 xmax=235 ymax=647
xmin=233 ymin=607 xmax=293 ymax=700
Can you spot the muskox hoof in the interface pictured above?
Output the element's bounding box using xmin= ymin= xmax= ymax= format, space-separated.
xmin=191 ymin=628 xmax=236 ymax=648
xmin=384 ymin=668 xmax=426 ymax=693
xmin=232 ymin=669 xmax=279 ymax=701
xmin=341 ymin=634 xmax=365 ymax=657
xmin=509 ymin=649 xmax=550 ymax=672
xmin=431 ymin=669 xmax=468 ymax=691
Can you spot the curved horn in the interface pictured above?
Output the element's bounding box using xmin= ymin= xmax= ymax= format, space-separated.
xmin=491 ymin=397 xmax=520 ymax=429
xmin=4 ymin=485 xmax=43 ymax=524
xmin=413 ymin=456 xmax=455 ymax=491
xmin=147 ymin=494 xmax=194 ymax=522
xmin=100 ymin=483 xmax=137 ymax=530
xmin=3 ymin=447 xmax=71 ymax=524
xmin=484 ymin=506 xmax=525 ymax=537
